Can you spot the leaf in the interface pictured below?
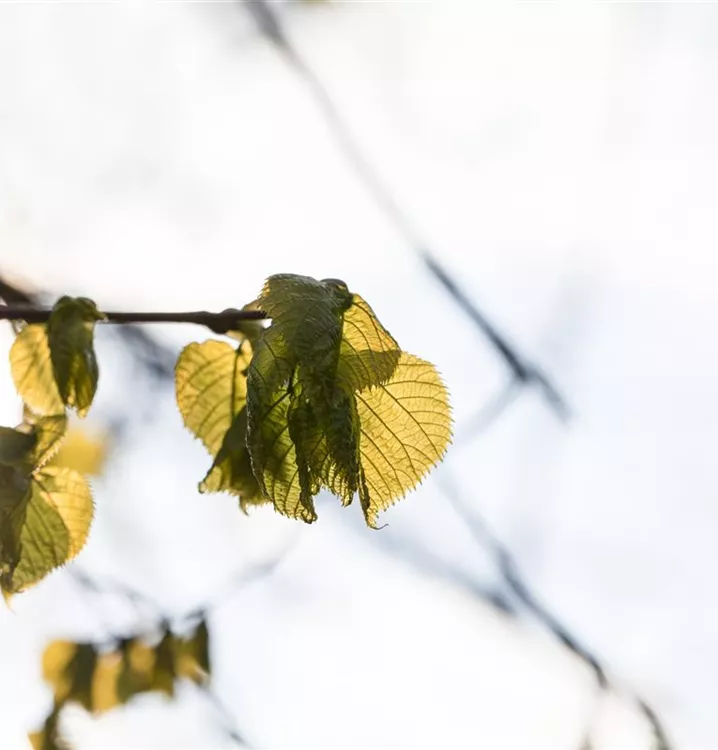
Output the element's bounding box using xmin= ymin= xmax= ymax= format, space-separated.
xmin=42 ymin=640 xmax=79 ymax=703
xmin=46 ymin=296 xmax=104 ymax=417
xmin=9 ymin=324 xmax=64 ymax=416
xmin=174 ymin=620 xmax=210 ymax=684
xmin=48 ymin=426 xmax=107 ymax=476
xmin=175 ymin=339 xmax=252 ymax=457
xmin=199 ymin=409 xmax=267 ymax=512
xmin=2 ymin=467 xmax=94 ymax=595
xmin=91 ymin=651 xmax=124 ymax=713
xmin=23 ymin=414 xmax=69 ymax=469
xmin=29 ymin=708 xmax=64 ymax=750
xmin=355 ymin=353 xmax=452 ymax=527
xmin=0 ymin=464 xmax=32 ymax=586
xmin=0 ymin=426 xmax=36 ymax=467
xmin=336 ymin=293 xmax=400 ymax=391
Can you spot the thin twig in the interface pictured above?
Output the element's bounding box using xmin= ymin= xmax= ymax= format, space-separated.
xmin=0 ymin=304 xmax=266 ymax=333
xmin=437 ymin=471 xmax=672 ymax=749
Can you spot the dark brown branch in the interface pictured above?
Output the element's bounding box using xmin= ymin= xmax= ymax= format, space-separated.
xmin=0 ymin=304 xmax=267 ymax=334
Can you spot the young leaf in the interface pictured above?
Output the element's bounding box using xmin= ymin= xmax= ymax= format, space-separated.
xmin=354 ymin=352 xmax=452 ymax=527
xmin=9 ymin=324 xmax=64 ymax=416
xmin=175 ymin=339 xmax=252 ymax=456
xmin=2 ymin=467 xmax=94 ymax=596
xmin=22 ymin=414 xmax=69 ymax=469
xmin=0 ymin=426 xmax=37 ymax=467
xmin=175 ymin=339 xmax=265 ymax=510
xmin=245 ymin=274 xmax=449 ymax=526
xmin=46 ymin=296 xmax=104 ymax=417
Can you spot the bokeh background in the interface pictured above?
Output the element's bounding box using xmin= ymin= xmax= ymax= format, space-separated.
xmin=1 ymin=0 xmax=718 ymax=748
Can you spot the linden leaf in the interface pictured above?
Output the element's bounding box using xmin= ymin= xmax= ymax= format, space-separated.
xmin=46 ymin=296 xmax=104 ymax=417
xmin=355 ymin=353 xmax=452 ymax=527
xmin=0 ymin=464 xmax=32 ymax=585
xmin=0 ymin=426 xmax=36 ymax=467
xmin=48 ymin=425 xmax=107 ymax=476
xmin=199 ymin=409 xmax=267 ymax=512
xmin=175 ymin=339 xmax=252 ymax=457
xmin=336 ymin=293 xmax=400 ymax=391
xmin=22 ymin=414 xmax=69 ymax=470
xmin=9 ymin=324 xmax=64 ymax=416
xmin=3 ymin=467 xmax=94 ymax=595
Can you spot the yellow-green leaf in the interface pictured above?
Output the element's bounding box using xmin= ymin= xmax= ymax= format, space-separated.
xmin=29 ymin=708 xmax=63 ymax=750
xmin=355 ymin=353 xmax=452 ymax=527
xmin=46 ymin=296 xmax=104 ymax=417
xmin=48 ymin=425 xmax=107 ymax=477
xmin=0 ymin=464 xmax=32 ymax=585
xmin=199 ymin=408 xmax=268 ymax=512
xmin=9 ymin=324 xmax=64 ymax=416
xmin=22 ymin=414 xmax=68 ymax=469
xmin=337 ymin=293 xmax=400 ymax=391
xmin=3 ymin=467 xmax=94 ymax=595
xmin=175 ymin=339 xmax=252 ymax=457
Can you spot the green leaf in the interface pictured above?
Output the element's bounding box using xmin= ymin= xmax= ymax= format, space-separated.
xmin=0 ymin=426 xmax=36 ymax=467
xmin=175 ymin=339 xmax=252 ymax=457
xmin=0 ymin=464 xmax=32 ymax=585
xmin=199 ymin=409 xmax=267 ymax=512
xmin=336 ymin=293 xmax=401 ymax=391
xmin=9 ymin=324 xmax=64 ymax=416
xmin=2 ymin=467 xmax=94 ymax=595
xmin=355 ymin=353 xmax=453 ymax=527
xmin=175 ymin=339 xmax=265 ymax=509
xmin=24 ymin=414 xmax=69 ymax=469
xmin=29 ymin=708 xmax=63 ymax=750
xmin=46 ymin=296 xmax=104 ymax=417
xmin=174 ymin=620 xmax=210 ymax=683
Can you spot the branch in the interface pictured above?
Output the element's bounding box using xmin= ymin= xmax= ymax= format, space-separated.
xmin=0 ymin=304 xmax=266 ymax=334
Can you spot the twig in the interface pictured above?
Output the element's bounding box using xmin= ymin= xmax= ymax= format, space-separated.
xmin=241 ymin=0 xmax=569 ymax=419
xmin=0 ymin=304 xmax=266 ymax=333
xmin=437 ymin=471 xmax=672 ymax=749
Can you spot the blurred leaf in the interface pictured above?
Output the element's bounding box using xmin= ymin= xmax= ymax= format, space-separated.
xmin=10 ymin=324 xmax=64 ymax=416
xmin=174 ymin=620 xmax=210 ymax=684
xmin=46 ymin=296 xmax=104 ymax=417
xmin=91 ymin=651 xmax=123 ymax=713
xmin=42 ymin=640 xmax=79 ymax=704
xmin=28 ymin=708 xmax=63 ymax=750
xmin=48 ymin=426 xmax=108 ymax=477
xmin=3 ymin=467 xmax=94 ymax=596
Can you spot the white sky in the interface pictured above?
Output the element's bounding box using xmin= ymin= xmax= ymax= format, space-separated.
xmin=1 ymin=1 xmax=718 ymax=748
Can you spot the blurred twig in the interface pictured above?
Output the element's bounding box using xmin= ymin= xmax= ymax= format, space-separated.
xmin=241 ymin=0 xmax=569 ymax=420
xmin=437 ymin=471 xmax=672 ymax=750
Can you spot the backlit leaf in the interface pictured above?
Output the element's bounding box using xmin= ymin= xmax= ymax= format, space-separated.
xmin=9 ymin=324 xmax=64 ymax=416
xmin=355 ymin=353 xmax=452 ymax=526
xmin=23 ymin=414 xmax=68 ymax=469
xmin=28 ymin=708 xmax=63 ymax=750
xmin=3 ymin=467 xmax=94 ymax=595
xmin=175 ymin=339 xmax=252 ymax=457
xmin=46 ymin=296 xmax=104 ymax=417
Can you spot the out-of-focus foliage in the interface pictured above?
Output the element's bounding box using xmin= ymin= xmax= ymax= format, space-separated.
xmin=178 ymin=274 xmax=452 ymax=527
xmin=29 ymin=620 xmax=211 ymax=750
xmin=48 ymin=427 xmax=109 ymax=477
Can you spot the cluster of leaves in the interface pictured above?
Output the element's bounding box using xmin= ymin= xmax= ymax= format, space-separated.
xmin=0 ymin=297 xmax=102 ymax=598
xmin=0 ymin=275 xmax=452 ymax=599
xmin=30 ymin=620 xmax=210 ymax=750
xmin=176 ymin=274 xmax=453 ymax=527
